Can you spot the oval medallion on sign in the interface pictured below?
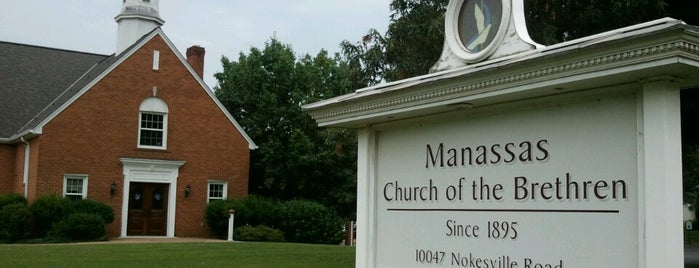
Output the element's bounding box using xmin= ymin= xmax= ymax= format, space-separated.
xmin=445 ymin=0 xmax=510 ymax=63
xmin=457 ymin=0 xmax=502 ymax=53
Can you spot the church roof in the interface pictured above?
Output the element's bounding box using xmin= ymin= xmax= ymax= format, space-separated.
xmin=0 ymin=42 xmax=109 ymax=139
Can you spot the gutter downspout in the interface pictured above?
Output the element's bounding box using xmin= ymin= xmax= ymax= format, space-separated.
xmin=20 ymin=137 xmax=30 ymax=198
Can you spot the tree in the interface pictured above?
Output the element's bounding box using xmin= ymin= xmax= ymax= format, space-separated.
xmin=214 ymin=39 xmax=360 ymax=219
xmin=341 ymin=0 xmax=448 ymax=84
xmin=342 ymin=0 xmax=699 ymax=84
xmin=525 ymin=0 xmax=666 ymax=45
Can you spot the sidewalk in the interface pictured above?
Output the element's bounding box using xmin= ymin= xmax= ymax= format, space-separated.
xmin=108 ymin=237 xmax=230 ymax=244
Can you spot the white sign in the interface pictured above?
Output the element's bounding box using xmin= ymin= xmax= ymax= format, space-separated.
xmin=374 ymin=94 xmax=638 ymax=267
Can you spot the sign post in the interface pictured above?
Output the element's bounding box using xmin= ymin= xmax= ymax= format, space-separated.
xmin=227 ymin=209 xmax=235 ymax=242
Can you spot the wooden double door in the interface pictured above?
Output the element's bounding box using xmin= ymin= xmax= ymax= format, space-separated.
xmin=127 ymin=183 xmax=168 ymax=236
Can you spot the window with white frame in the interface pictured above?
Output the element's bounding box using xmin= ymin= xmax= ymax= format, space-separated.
xmin=207 ymin=181 xmax=227 ymax=203
xmin=138 ymin=97 xmax=168 ymax=149
xmin=63 ymin=175 xmax=88 ymax=200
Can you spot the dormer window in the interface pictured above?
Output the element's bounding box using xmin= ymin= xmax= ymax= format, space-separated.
xmin=138 ymin=97 xmax=168 ymax=149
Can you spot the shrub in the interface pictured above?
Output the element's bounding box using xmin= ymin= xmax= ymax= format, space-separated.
xmin=205 ymin=196 xmax=344 ymax=244
xmin=29 ymin=195 xmax=69 ymax=237
xmin=235 ymin=225 xmax=285 ymax=242
xmin=0 ymin=203 xmax=31 ymax=242
xmin=0 ymin=194 xmax=27 ymax=209
xmin=236 ymin=195 xmax=282 ymax=228
xmin=68 ymin=199 xmax=115 ymax=224
xmin=205 ymin=199 xmax=241 ymax=238
xmin=48 ymin=213 xmax=106 ymax=242
xmin=205 ymin=195 xmax=284 ymax=238
xmin=280 ymin=200 xmax=344 ymax=244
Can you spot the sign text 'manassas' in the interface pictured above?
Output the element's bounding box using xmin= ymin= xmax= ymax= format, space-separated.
xmin=425 ymin=140 xmax=549 ymax=168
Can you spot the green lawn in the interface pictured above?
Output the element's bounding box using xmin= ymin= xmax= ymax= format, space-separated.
xmin=0 ymin=242 xmax=354 ymax=267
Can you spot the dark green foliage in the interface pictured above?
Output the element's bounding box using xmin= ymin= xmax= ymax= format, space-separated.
xmin=280 ymin=200 xmax=344 ymax=245
xmin=29 ymin=195 xmax=69 ymax=237
xmin=235 ymin=225 xmax=286 ymax=242
xmin=525 ymin=0 xmax=667 ymax=45
xmin=1 ymin=195 xmax=115 ymax=243
xmin=0 ymin=193 xmax=28 ymax=209
xmin=234 ymin=195 xmax=282 ymax=228
xmin=685 ymin=146 xmax=699 ymax=208
xmin=204 ymin=199 xmax=241 ymax=238
xmin=68 ymin=199 xmax=115 ymax=224
xmin=47 ymin=213 xmax=106 ymax=242
xmin=682 ymin=89 xmax=699 ymax=208
xmin=0 ymin=203 xmax=31 ymax=242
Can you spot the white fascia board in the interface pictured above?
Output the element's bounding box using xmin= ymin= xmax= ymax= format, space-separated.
xmin=120 ymin=157 xmax=185 ymax=168
xmin=5 ymin=128 xmax=43 ymax=144
xmin=312 ymin=56 xmax=697 ymax=128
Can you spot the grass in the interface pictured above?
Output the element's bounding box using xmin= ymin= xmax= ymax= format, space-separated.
xmin=0 ymin=242 xmax=355 ymax=267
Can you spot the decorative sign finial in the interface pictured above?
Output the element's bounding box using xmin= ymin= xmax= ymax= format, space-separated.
xmin=431 ymin=0 xmax=541 ymax=72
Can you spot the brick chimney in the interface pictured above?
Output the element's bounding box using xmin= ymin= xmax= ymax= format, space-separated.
xmin=186 ymin=45 xmax=205 ymax=79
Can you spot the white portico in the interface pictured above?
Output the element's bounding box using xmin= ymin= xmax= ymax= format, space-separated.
xmin=305 ymin=0 xmax=699 ymax=267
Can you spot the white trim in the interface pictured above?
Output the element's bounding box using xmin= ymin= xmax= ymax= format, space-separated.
xmin=63 ymin=174 xmax=88 ymax=200
xmin=21 ymin=138 xmax=30 ymax=197
xmin=120 ymin=158 xmax=185 ymax=237
xmin=206 ymin=180 xmax=228 ymax=203
xmin=138 ymin=97 xmax=169 ymax=150
xmin=137 ymin=112 xmax=168 ymax=150
xmin=356 ymin=128 xmax=378 ymax=268
xmin=152 ymin=50 xmax=160 ymax=71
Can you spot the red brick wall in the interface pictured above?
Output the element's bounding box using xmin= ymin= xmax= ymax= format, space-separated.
xmin=0 ymin=144 xmax=16 ymax=194
xmin=35 ymin=35 xmax=250 ymax=237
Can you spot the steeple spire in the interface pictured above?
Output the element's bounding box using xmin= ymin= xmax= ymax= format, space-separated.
xmin=115 ymin=0 xmax=165 ymax=55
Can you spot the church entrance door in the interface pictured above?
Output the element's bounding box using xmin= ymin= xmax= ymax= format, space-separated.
xmin=127 ymin=182 xmax=168 ymax=236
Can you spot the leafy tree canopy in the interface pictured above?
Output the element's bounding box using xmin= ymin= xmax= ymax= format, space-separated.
xmin=341 ymin=0 xmax=699 ymax=84
xmin=215 ymin=39 xmax=359 ymax=219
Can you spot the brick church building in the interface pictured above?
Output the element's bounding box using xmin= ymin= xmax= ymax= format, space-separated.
xmin=0 ymin=0 xmax=256 ymax=237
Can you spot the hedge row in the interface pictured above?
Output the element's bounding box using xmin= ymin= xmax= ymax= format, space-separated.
xmin=205 ymin=195 xmax=344 ymax=244
xmin=0 ymin=194 xmax=114 ymax=243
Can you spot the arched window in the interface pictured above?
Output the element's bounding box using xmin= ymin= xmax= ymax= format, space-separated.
xmin=138 ymin=97 xmax=168 ymax=149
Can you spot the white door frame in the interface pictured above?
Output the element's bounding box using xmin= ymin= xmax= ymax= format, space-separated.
xmin=120 ymin=158 xmax=185 ymax=237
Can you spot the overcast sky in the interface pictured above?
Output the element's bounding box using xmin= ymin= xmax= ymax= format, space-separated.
xmin=1 ymin=0 xmax=392 ymax=87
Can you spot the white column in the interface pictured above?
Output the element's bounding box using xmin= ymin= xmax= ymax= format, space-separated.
xmin=356 ymin=128 xmax=377 ymax=268
xmin=639 ymin=78 xmax=682 ymax=267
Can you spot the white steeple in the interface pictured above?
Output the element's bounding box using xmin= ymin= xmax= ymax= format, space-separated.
xmin=115 ymin=0 xmax=164 ymax=55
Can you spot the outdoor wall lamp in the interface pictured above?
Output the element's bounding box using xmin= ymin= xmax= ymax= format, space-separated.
xmin=110 ymin=182 xmax=117 ymax=197
xmin=184 ymin=184 xmax=191 ymax=198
